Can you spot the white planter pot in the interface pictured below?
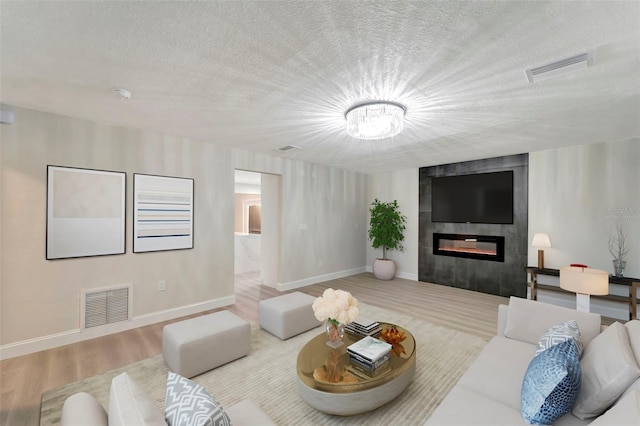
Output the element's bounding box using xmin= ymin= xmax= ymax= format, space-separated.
xmin=372 ymin=258 xmax=396 ymax=280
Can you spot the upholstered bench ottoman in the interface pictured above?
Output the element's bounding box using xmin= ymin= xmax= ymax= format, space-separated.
xmin=258 ymin=291 xmax=320 ymax=339
xmin=162 ymin=310 xmax=249 ymax=378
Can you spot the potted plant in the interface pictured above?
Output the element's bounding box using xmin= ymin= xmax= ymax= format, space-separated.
xmin=609 ymin=221 xmax=630 ymax=277
xmin=368 ymin=198 xmax=407 ymax=280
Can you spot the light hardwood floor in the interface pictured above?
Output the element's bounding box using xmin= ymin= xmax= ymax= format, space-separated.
xmin=0 ymin=272 xmax=508 ymax=426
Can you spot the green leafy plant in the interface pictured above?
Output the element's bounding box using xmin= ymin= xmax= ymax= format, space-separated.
xmin=368 ymin=199 xmax=407 ymax=260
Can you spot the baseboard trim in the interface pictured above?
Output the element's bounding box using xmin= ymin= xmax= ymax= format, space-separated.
xmin=364 ymin=265 xmax=417 ymax=281
xmin=0 ymin=295 xmax=235 ymax=360
xmin=396 ymin=271 xmax=418 ymax=281
xmin=277 ymin=267 xmax=367 ymax=291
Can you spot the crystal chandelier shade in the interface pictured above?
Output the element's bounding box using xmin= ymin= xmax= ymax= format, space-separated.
xmin=345 ymin=102 xmax=405 ymax=140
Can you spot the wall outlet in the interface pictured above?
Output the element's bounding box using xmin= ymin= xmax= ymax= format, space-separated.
xmin=158 ymin=280 xmax=166 ymax=291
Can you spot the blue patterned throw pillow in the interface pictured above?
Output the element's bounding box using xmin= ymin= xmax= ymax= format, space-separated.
xmin=165 ymin=371 xmax=231 ymax=426
xmin=521 ymin=339 xmax=582 ymax=425
xmin=535 ymin=320 xmax=583 ymax=357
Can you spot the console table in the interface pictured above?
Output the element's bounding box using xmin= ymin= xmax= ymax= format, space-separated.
xmin=526 ymin=267 xmax=639 ymax=321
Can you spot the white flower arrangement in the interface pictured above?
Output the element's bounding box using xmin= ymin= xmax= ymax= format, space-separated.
xmin=312 ymin=288 xmax=359 ymax=325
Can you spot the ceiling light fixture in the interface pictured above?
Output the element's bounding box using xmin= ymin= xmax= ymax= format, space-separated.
xmin=345 ymin=102 xmax=406 ymax=140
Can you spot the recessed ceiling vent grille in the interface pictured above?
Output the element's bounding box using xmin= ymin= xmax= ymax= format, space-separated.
xmin=82 ymin=285 xmax=131 ymax=329
xmin=278 ymin=145 xmax=301 ymax=152
xmin=526 ymin=52 xmax=592 ymax=83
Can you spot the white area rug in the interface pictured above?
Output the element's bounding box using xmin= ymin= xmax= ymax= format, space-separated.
xmin=41 ymin=303 xmax=487 ymax=425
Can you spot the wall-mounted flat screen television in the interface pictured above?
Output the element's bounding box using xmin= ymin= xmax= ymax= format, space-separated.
xmin=431 ymin=171 xmax=513 ymax=224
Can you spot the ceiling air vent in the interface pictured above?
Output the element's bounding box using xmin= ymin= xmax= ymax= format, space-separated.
xmin=525 ymin=52 xmax=592 ymax=83
xmin=278 ymin=145 xmax=301 ymax=152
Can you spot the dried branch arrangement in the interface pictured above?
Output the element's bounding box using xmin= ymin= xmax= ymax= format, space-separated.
xmin=608 ymin=222 xmax=629 ymax=261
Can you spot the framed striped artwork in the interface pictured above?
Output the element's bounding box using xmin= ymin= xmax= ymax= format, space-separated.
xmin=133 ymin=173 xmax=194 ymax=253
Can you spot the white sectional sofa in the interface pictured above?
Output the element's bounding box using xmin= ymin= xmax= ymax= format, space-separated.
xmin=61 ymin=371 xmax=275 ymax=426
xmin=426 ymin=296 xmax=640 ymax=425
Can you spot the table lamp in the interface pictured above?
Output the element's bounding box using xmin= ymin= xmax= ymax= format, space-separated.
xmin=559 ymin=265 xmax=609 ymax=312
xmin=531 ymin=233 xmax=551 ymax=269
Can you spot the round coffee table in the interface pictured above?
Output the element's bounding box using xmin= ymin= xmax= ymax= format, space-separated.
xmin=296 ymin=322 xmax=416 ymax=415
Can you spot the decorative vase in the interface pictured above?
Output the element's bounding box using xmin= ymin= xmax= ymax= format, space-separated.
xmin=372 ymin=258 xmax=396 ymax=280
xmin=325 ymin=319 xmax=344 ymax=348
xmin=613 ymin=259 xmax=626 ymax=278
xmin=323 ymin=348 xmax=342 ymax=382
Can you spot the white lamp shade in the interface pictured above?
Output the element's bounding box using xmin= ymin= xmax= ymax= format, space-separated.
xmin=531 ymin=233 xmax=551 ymax=248
xmin=559 ymin=266 xmax=609 ymax=296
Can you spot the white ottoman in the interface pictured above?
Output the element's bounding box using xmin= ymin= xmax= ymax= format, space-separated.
xmin=162 ymin=310 xmax=249 ymax=378
xmin=259 ymin=292 xmax=320 ymax=339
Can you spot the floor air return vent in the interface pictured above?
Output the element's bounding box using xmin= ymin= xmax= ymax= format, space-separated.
xmin=82 ymin=285 xmax=131 ymax=329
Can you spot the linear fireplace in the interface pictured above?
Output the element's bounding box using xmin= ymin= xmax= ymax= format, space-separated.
xmin=433 ymin=233 xmax=505 ymax=262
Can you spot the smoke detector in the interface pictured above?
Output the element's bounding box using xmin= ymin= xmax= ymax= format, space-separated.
xmin=525 ymin=52 xmax=593 ymax=83
xmin=278 ymin=145 xmax=301 ymax=152
xmin=0 ymin=109 xmax=15 ymax=125
xmin=112 ymin=88 xmax=132 ymax=100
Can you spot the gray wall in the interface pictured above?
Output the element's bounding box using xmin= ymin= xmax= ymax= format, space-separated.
xmin=365 ymin=168 xmax=419 ymax=280
xmin=0 ymin=106 xmax=367 ymax=358
xmin=528 ymin=139 xmax=639 ymax=320
xmin=419 ymin=154 xmax=528 ymax=297
xmin=528 ymin=139 xmax=639 ymax=277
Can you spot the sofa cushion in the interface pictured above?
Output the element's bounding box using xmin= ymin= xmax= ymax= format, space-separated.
xmin=535 ymin=320 xmax=583 ymax=357
xmin=165 ymin=371 xmax=231 ymax=426
xmin=625 ymin=320 xmax=640 ymax=365
xmin=588 ymin=390 xmax=640 ymax=426
xmin=572 ymin=322 xmax=640 ymax=420
xmin=521 ymin=339 xmax=582 ymax=425
xmin=458 ymin=335 xmax=536 ymax=411
xmin=504 ymin=297 xmax=601 ymax=346
xmin=425 ymin=385 xmax=529 ymax=426
xmin=620 ymin=376 xmax=640 ymax=401
xmin=109 ymin=372 xmax=167 ymax=426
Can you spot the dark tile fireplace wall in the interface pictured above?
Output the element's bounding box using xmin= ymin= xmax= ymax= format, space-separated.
xmin=419 ymin=154 xmax=528 ymax=298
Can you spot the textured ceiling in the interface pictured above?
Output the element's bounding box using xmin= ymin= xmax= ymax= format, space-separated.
xmin=1 ymin=1 xmax=639 ymax=174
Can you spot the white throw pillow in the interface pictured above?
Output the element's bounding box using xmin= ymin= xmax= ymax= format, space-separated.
xmin=572 ymin=322 xmax=640 ymax=420
xmin=108 ymin=372 xmax=167 ymax=426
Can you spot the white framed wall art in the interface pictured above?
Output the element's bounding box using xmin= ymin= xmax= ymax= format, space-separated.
xmin=46 ymin=165 xmax=126 ymax=259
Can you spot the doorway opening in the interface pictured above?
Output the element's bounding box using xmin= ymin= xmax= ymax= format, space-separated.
xmin=234 ymin=170 xmax=261 ymax=276
xmin=234 ymin=170 xmax=282 ymax=289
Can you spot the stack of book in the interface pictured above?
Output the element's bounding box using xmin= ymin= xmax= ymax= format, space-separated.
xmin=347 ymin=336 xmax=392 ymax=377
xmin=344 ymin=317 xmax=381 ymax=338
